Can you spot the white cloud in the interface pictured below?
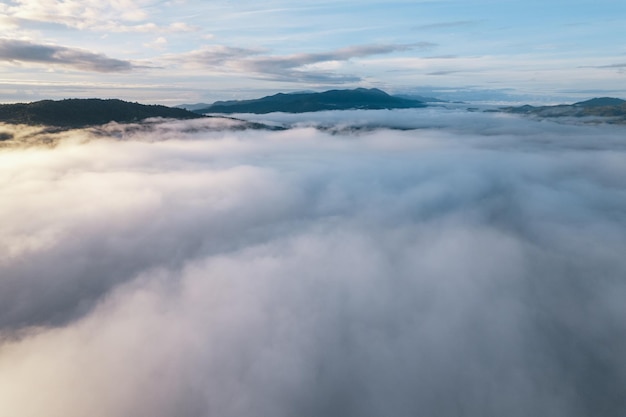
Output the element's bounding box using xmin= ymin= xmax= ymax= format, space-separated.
xmin=6 ymin=0 xmax=147 ymax=27
xmin=3 ymin=0 xmax=198 ymax=33
xmin=0 ymin=111 xmax=625 ymax=416
xmin=145 ymin=36 xmax=168 ymax=51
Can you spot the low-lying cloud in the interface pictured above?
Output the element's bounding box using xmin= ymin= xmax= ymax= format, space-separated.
xmin=1 ymin=110 xmax=625 ymax=417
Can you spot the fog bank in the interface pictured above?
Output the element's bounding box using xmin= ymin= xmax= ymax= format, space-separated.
xmin=1 ymin=110 xmax=625 ymax=417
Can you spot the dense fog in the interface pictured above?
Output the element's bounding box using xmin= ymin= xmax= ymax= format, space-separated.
xmin=1 ymin=109 xmax=625 ymax=417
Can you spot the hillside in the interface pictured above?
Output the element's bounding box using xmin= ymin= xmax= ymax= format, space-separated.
xmin=195 ymin=88 xmax=426 ymax=114
xmin=0 ymin=98 xmax=203 ymax=128
xmin=574 ymin=97 xmax=626 ymax=107
xmin=500 ymin=97 xmax=626 ymax=124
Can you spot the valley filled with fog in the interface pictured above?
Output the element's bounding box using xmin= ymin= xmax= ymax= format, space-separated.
xmin=1 ymin=108 xmax=625 ymax=417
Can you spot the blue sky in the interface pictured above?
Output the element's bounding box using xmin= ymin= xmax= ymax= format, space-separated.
xmin=0 ymin=0 xmax=625 ymax=104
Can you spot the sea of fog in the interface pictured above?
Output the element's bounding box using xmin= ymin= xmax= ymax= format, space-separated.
xmin=1 ymin=108 xmax=625 ymax=417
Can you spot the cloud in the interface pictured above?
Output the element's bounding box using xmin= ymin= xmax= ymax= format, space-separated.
xmin=242 ymin=43 xmax=434 ymax=82
xmin=3 ymin=0 xmax=197 ymax=33
xmin=5 ymin=0 xmax=147 ymax=28
xmin=558 ymin=88 xmax=626 ymax=96
xmin=0 ymin=38 xmax=133 ymax=72
xmin=426 ymin=70 xmax=460 ymax=76
xmin=581 ymin=63 xmax=626 ymax=69
xmin=178 ymin=45 xmax=265 ymax=67
xmin=176 ymin=43 xmax=434 ymax=83
xmin=0 ymin=110 xmax=626 ymax=416
xmin=101 ymin=21 xmax=199 ymax=34
xmin=144 ymin=36 xmax=168 ymax=51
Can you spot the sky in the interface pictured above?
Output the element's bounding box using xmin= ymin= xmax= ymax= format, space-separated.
xmin=1 ymin=110 xmax=626 ymax=416
xmin=1 ymin=0 xmax=625 ymax=104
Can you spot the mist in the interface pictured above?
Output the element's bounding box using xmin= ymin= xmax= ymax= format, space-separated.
xmin=1 ymin=109 xmax=625 ymax=417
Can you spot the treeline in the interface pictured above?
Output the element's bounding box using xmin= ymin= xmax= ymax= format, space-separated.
xmin=0 ymin=98 xmax=203 ymax=127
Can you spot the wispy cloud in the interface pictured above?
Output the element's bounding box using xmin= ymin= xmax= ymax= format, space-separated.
xmin=577 ymin=63 xmax=626 ymax=76
xmin=592 ymin=63 xmax=626 ymax=69
xmin=176 ymin=45 xmax=265 ymax=67
xmin=426 ymin=70 xmax=461 ymax=76
xmin=0 ymin=39 xmax=133 ymax=72
xmin=174 ymin=43 xmax=436 ymax=83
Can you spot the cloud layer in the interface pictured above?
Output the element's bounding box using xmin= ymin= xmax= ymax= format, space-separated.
xmin=1 ymin=110 xmax=625 ymax=417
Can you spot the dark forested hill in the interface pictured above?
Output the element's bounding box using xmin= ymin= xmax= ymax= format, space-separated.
xmin=500 ymin=97 xmax=626 ymax=123
xmin=0 ymin=98 xmax=203 ymax=127
xmin=574 ymin=97 xmax=626 ymax=107
xmin=195 ymin=88 xmax=426 ymax=114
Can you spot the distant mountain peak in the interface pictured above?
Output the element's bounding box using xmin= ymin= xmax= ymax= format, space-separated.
xmin=355 ymin=87 xmax=387 ymax=95
xmin=500 ymin=96 xmax=626 ymax=124
xmin=574 ymin=97 xmax=626 ymax=107
xmin=195 ymin=88 xmax=425 ymax=114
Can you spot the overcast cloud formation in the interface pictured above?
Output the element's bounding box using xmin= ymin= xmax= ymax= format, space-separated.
xmin=1 ymin=110 xmax=625 ymax=417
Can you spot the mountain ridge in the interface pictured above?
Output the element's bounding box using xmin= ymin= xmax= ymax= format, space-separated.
xmin=193 ymin=88 xmax=426 ymax=114
xmin=573 ymin=97 xmax=626 ymax=107
xmin=0 ymin=98 xmax=203 ymax=128
xmin=499 ymin=97 xmax=626 ymax=124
